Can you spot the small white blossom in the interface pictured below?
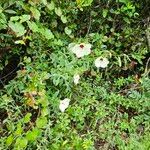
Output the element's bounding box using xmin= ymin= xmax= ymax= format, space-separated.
xmin=73 ymin=74 xmax=80 ymax=85
xmin=68 ymin=43 xmax=92 ymax=58
xmin=95 ymin=57 xmax=109 ymax=68
xmin=59 ymin=98 xmax=70 ymax=112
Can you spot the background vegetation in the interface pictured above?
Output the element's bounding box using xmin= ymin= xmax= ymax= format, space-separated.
xmin=0 ymin=0 xmax=150 ymax=149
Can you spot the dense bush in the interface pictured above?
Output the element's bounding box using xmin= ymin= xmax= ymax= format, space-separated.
xmin=0 ymin=0 xmax=150 ymax=149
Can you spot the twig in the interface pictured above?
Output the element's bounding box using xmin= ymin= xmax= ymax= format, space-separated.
xmin=0 ymin=66 xmax=18 ymax=80
xmin=143 ymin=17 xmax=150 ymax=76
xmin=86 ymin=12 xmax=92 ymax=36
xmin=143 ymin=57 xmax=150 ymax=76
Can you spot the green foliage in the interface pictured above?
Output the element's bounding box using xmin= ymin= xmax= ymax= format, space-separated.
xmin=0 ymin=0 xmax=149 ymax=149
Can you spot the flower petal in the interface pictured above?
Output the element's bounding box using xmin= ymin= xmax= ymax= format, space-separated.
xmin=59 ymin=98 xmax=70 ymax=112
xmin=95 ymin=57 xmax=109 ymax=68
xmin=73 ymin=74 xmax=80 ymax=85
xmin=68 ymin=43 xmax=92 ymax=58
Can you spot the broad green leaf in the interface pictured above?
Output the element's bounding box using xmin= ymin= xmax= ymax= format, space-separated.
xmin=14 ymin=123 xmax=23 ymax=135
xmin=41 ymin=107 xmax=49 ymax=116
xmin=102 ymin=9 xmax=108 ymax=18
xmin=55 ymin=7 xmax=62 ymax=16
xmin=43 ymin=28 xmax=54 ymax=39
xmin=38 ymin=97 xmax=49 ymax=107
xmin=27 ymin=21 xmax=39 ymax=32
xmin=30 ymin=7 xmax=41 ymax=20
xmin=4 ymin=9 xmax=16 ymax=14
xmin=47 ymin=1 xmax=55 ymax=11
xmin=20 ymin=15 xmax=31 ymax=23
xmin=61 ymin=15 xmax=67 ymax=23
xmin=41 ymin=0 xmax=47 ymax=5
xmin=0 ymin=6 xmax=2 ymax=13
xmin=119 ymin=0 xmax=128 ymax=4
xmin=65 ymin=27 xmax=72 ymax=35
xmin=0 ymin=13 xmax=7 ymax=30
xmin=36 ymin=117 xmax=47 ymax=128
xmin=26 ymin=128 xmax=40 ymax=141
xmin=6 ymin=135 xmax=13 ymax=146
xmin=8 ymin=21 xmax=26 ymax=37
xmin=10 ymin=16 xmax=20 ymax=21
xmin=23 ymin=113 xmax=32 ymax=123
xmin=15 ymin=137 xmax=28 ymax=149
xmin=76 ymin=0 xmax=93 ymax=7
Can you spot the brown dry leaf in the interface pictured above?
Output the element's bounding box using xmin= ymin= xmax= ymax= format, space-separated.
xmin=24 ymin=93 xmax=36 ymax=108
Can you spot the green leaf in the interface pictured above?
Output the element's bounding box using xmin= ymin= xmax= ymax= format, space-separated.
xmin=38 ymin=97 xmax=49 ymax=107
xmin=27 ymin=21 xmax=39 ymax=32
xmin=15 ymin=137 xmax=28 ymax=149
xmin=8 ymin=21 xmax=26 ymax=37
xmin=0 ymin=13 xmax=7 ymax=30
xmin=47 ymin=1 xmax=55 ymax=11
xmin=65 ymin=27 xmax=72 ymax=35
xmin=10 ymin=16 xmax=20 ymax=21
xmin=55 ymin=7 xmax=62 ymax=16
xmin=77 ymin=0 xmax=93 ymax=7
xmin=123 ymin=17 xmax=130 ymax=24
xmin=4 ymin=9 xmax=16 ymax=14
xmin=61 ymin=15 xmax=67 ymax=23
xmin=41 ymin=107 xmax=49 ymax=116
xmin=26 ymin=128 xmax=40 ymax=141
xmin=102 ymin=9 xmax=108 ymax=18
xmin=14 ymin=123 xmax=23 ymax=135
xmin=36 ymin=117 xmax=47 ymax=128
xmin=6 ymin=134 xmax=13 ymax=146
xmin=42 ymin=28 xmax=54 ymax=39
xmin=30 ymin=7 xmax=41 ymax=20
xmin=15 ymin=40 xmax=26 ymax=45
xmin=20 ymin=15 xmax=31 ymax=23
xmin=117 ymin=56 xmax=122 ymax=67
xmin=23 ymin=113 xmax=32 ymax=123
xmin=119 ymin=0 xmax=128 ymax=4
xmin=41 ymin=0 xmax=47 ymax=5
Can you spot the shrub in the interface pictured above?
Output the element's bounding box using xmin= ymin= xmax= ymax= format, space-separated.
xmin=0 ymin=0 xmax=149 ymax=149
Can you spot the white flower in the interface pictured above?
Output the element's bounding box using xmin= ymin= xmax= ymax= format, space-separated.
xmin=73 ymin=74 xmax=80 ymax=85
xmin=95 ymin=57 xmax=109 ymax=68
xmin=59 ymin=98 xmax=70 ymax=112
xmin=68 ymin=43 xmax=92 ymax=58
